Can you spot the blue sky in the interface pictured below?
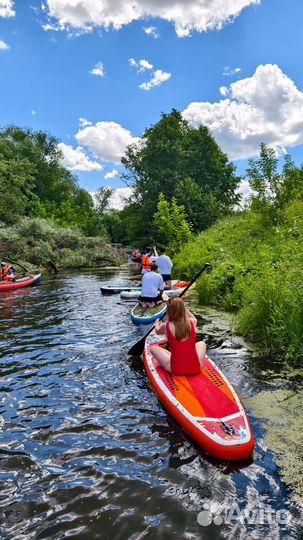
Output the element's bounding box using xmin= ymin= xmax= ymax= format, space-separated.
xmin=0 ymin=0 xmax=302 ymax=205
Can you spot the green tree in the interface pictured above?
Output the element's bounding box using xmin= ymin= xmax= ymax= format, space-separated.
xmin=0 ymin=135 xmax=37 ymax=223
xmin=122 ymin=109 xmax=239 ymax=240
xmin=95 ymin=187 xmax=113 ymax=214
xmin=0 ymin=125 xmax=107 ymax=236
xmin=153 ymin=194 xmax=192 ymax=254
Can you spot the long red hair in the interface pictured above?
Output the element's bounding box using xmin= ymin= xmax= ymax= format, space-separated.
xmin=167 ymin=297 xmax=191 ymax=341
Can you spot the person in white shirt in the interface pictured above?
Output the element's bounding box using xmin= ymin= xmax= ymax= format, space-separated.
xmin=138 ymin=263 xmax=164 ymax=308
xmin=157 ymin=247 xmax=173 ymax=289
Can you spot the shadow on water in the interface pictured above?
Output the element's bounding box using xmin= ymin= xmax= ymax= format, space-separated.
xmin=0 ymin=269 xmax=302 ymax=539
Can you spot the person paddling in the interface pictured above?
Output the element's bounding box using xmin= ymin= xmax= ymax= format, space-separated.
xmin=138 ymin=263 xmax=164 ymax=308
xmin=1 ymin=262 xmax=16 ymax=282
xmin=156 ymin=247 xmax=173 ymax=289
xmin=151 ymin=297 xmax=206 ymax=375
xmin=141 ymin=247 xmax=157 ymax=275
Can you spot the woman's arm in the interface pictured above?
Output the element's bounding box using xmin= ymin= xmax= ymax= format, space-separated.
xmin=155 ymin=319 xmax=167 ymax=335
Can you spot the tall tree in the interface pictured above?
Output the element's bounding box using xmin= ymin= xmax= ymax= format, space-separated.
xmin=121 ymin=109 xmax=239 ymax=240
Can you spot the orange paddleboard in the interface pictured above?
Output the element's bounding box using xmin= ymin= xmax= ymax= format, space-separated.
xmin=144 ymin=333 xmax=254 ymax=460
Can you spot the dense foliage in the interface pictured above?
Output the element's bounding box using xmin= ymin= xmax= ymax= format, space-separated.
xmin=0 ymin=218 xmax=121 ymax=269
xmin=0 ymin=126 xmax=105 ymax=236
xmin=116 ymin=109 xmax=239 ymax=246
xmin=174 ymin=150 xmax=303 ymax=362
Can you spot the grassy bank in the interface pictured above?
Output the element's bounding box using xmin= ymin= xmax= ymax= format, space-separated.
xmin=173 ymin=202 xmax=303 ymax=363
xmin=0 ymin=218 xmax=123 ymax=270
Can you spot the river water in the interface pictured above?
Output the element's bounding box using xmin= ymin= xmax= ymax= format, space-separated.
xmin=0 ymin=269 xmax=302 ymax=540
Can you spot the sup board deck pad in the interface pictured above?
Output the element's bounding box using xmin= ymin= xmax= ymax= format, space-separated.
xmin=133 ymin=303 xmax=166 ymax=318
xmin=144 ymin=333 xmax=254 ymax=460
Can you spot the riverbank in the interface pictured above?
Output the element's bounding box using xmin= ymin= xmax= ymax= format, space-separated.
xmin=0 ymin=217 xmax=123 ymax=270
xmin=173 ymin=207 xmax=303 ymax=363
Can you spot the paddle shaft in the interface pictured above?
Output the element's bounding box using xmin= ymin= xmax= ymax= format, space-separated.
xmin=2 ymin=256 xmax=29 ymax=274
xmin=127 ymin=262 xmax=212 ymax=356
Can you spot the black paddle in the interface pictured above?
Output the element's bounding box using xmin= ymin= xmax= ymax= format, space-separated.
xmin=127 ymin=262 xmax=213 ymax=356
xmin=2 ymin=256 xmax=29 ymax=274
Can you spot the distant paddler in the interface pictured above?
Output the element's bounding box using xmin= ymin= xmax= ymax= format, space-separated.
xmin=141 ymin=247 xmax=158 ymax=275
xmin=156 ymin=246 xmax=173 ymax=289
xmin=138 ymin=263 xmax=164 ymax=308
xmin=1 ymin=261 xmax=16 ymax=282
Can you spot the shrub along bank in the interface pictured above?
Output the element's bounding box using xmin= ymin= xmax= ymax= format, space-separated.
xmin=0 ymin=218 xmax=122 ymax=270
xmin=173 ymin=203 xmax=303 ymax=363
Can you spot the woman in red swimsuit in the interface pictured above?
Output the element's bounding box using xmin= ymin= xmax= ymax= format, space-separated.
xmin=151 ymin=297 xmax=206 ymax=375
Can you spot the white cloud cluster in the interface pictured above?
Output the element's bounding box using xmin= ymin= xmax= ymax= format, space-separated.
xmin=0 ymin=39 xmax=9 ymax=50
xmin=129 ymin=58 xmax=153 ymax=72
xmin=183 ymin=64 xmax=303 ymax=160
xmin=43 ymin=0 xmax=261 ymax=37
xmin=143 ymin=26 xmax=159 ymax=38
xmin=105 ymin=169 xmax=119 ymax=180
xmin=139 ymin=69 xmax=171 ymax=91
xmin=76 ymin=121 xmax=139 ymax=163
xmin=223 ymin=66 xmax=241 ymax=76
xmin=58 ymin=142 xmax=103 ymax=172
xmin=90 ymin=61 xmax=105 ymax=77
xmin=0 ymin=0 xmax=14 ymax=18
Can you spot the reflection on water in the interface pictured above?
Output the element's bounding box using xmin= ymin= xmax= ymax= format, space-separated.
xmin=0 ymin=270 xmax=302 ymax=539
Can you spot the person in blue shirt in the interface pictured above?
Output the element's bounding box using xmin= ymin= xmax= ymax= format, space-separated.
xmin=138 ymin=263 xmax=164 ymax=308
xmin=156 ymin=247 xmax=173 ymax=288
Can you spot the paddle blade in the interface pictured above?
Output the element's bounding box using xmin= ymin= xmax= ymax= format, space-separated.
xmin=128 ymin=335 xmax=146 ymax=356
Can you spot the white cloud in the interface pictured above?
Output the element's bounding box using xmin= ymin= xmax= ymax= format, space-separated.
xmin=139 ymin=69 xmax=171 ymax=91
xmin=108 ymin=187 xmax=133 ymax=210
xmin=138 ymin=59 xmax=153 ymax=71
xmin=0 ymin=1 xmax=15 ymax=18
xmin=42 ymin=0 xmax=261 ymax=37
xmin=79 ymin=117 xmax=93 ymax=128
xmin=105 ymin=169 xmax=119 ymax=180
xmin=129 ymin=57 xmax=137 ymax=68
xmin=129 ymin=58 xmax=153 ymax=72
xmin=58 ymin=142 xmax=103 ymax=172
xmin=183 ymin=64 xmax=303 ymax=160
xmin=219 ymin=86 xmax=228 ymax=96
xmin=76 ymin=121 xmax=139 ymax=163
xmin=236 ymin=179 xmax=254 ymax=208
xmin=143 ymin=25 xmax=159 ymax=38
xmin=91 ymin=186 xmax=133 ymax=210
xmin=223 ymin=66 xmax=241 ymax=76
xmin=0 ymin=40 xmax=9 ymax=50
xmin=90 ymin=61 xmax=105 ymax=77
xmin=31 ymin=110 xmax=36 ymax=116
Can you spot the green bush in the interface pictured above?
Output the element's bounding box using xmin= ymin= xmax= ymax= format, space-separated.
xmin=174 ymin=206 xmax=303 ymax=362
xmin=0 ymin=217 xmax=122 ymax=270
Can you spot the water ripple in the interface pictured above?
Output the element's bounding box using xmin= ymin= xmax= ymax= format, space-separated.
xmin=0 ymin=270 xmax=301 ymax=540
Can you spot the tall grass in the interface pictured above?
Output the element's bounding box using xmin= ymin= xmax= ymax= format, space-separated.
xmin=173 ymin=205 xmax=303 ymax=363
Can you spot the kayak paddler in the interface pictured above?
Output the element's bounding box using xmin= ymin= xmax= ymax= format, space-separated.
xmin=1 ymin=262 xmax=16 ymax=282
xmin=138 ymin=263 xmax=164 ymax=308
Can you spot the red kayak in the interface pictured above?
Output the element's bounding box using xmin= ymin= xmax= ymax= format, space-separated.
xmin=144 ymin=332 xmax=254 ymax=460
xmin=0 ymin=274 xmax=41 ymax=292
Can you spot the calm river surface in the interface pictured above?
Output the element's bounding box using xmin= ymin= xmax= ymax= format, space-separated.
xmin=0 ymin=269 xmax=302 ymax=540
